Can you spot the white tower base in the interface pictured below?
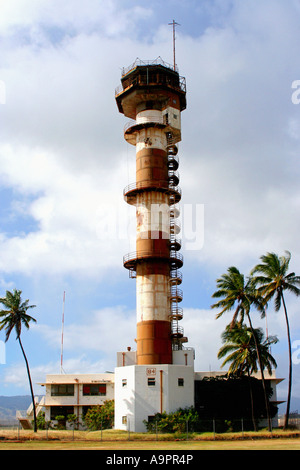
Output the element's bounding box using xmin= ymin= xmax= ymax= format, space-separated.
xmin=114 ymin=350 xmax=195 ymax=432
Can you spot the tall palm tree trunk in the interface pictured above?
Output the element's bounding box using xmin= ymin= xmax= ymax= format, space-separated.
xmin=246 ymin=312 xmax=272 ymax=432
xmin=281 ymin=291 xmax=292 ymax=430
xmin=246 ymin=368 xmax=257 ymax=432
xmin=18 ymin=337 xmax=37 ymax=432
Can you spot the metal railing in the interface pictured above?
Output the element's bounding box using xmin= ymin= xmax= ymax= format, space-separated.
xmin=170 ymin=309 xmax=183 ymax=321
xmin=171 ymin=324 xmax=184 ymax=337
xmin=123 ymin=250 xmax=183 ymax=266
xmin=170 ymin=235 xmax=181 ymax=251
xmin=170 ymin=205 xmax=180 ymax=219
xmin=170 ymin=218 xmax=181 ymax=231
xmin=168 ymin=170 xmax=180 ymax=186
xmin=115 ymin=57 xmax=186 ymax=96
xmin=124 ymin=119 xmax=165 ymax=134
xmin=170 ymin=286 xmax=183 ymax=301
xmin=168 ymin=154 xmax=179 ymax=171
xmin=170 ymin=269 xmax=182 ymax=283
xmin=121 ymin=57 xmax=179 ymax=76
xmin=123 ymin=181 xmax=182 ymax=199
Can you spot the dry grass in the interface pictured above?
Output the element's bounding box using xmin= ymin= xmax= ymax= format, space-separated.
xmin=0 ymin=427 xmax=300 ymax=450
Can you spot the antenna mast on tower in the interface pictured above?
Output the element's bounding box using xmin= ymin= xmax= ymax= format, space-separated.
xmin=168 ymin=19 xmax=180 ymax=70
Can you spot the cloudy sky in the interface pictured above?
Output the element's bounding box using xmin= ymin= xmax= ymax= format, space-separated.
xmin=0 ymin=0 xmax=300 ymax=413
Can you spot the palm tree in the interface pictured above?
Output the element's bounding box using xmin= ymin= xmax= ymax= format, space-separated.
xmin=218 ymin=324 xmax=278 ymax=376
xmin=218 ymin=324 xmax=278 ymax=431
xmin=251 ymin=251 xmax=300 ymax=429
xmin=0 ymin=289 xmax=37 ymax=432
xmin=211 ymin=266 xmax=273 ymax=431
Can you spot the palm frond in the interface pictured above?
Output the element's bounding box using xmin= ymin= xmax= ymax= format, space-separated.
xmin=284 ymin=283 xmax=300 ymax=297
xmin=217 ymin=323 xmax=277 ymax=377
xmin=251 ymin=252 xmax=282 ymax=278
xmin=0 ymin=289 xmax=36 ymax=341
xmin=280 ymin=250 xmax=291 ymax=275
xmin=274 ymin=291 xmax=282 ymax=312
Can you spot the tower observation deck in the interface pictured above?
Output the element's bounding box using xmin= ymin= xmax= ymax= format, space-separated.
xmin=115 ymin=57 xmax=187 ymax=365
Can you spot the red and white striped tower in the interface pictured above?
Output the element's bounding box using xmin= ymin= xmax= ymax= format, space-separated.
xmin=116 ymin=58 xmax=187 ymax=365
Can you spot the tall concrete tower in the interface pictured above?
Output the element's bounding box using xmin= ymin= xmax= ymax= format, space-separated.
xmin=114 ymin=58 xmax=194 ymax=432
xmin=116 ymin=58 xmax=187 ymax=365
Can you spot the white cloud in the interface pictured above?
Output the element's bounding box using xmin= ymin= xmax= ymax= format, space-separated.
xmin=1 ymin=357 xmax=112 ymax=394
xmin=183 ymin=308 xmax=228 ymax=372
xmin=0 ymin=0 xmax=299 ymax=279
xmin=0 ymin=143 xmax=136 ymax=276
xmin=0 ymin=0 xmax=152 ymax=40
xmin=1 ymin=305 xmax=136 ymax=392
xmin=35 ymin=305 xmax=136 ymax=354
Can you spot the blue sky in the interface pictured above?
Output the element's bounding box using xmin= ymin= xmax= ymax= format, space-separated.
xmin=0 ymin=0 xmax=300 ymax=414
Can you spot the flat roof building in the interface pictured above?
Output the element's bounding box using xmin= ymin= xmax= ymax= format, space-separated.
xmin=39 ymin=373 xmax=114 ymax=425
xmin=32 ymin=367 xmax=282 ymax=431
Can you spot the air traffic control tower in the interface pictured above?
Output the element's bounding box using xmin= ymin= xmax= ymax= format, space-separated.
xmin=114 ymin=58 xmax=194 ymax=431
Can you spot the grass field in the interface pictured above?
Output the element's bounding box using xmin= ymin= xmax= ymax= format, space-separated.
xmin=0 ymin=428 xmax=299 ymax=450
xmin=1 ymin=438 xmax=300 ymax=450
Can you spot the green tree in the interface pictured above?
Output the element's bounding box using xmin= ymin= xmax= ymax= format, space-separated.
xmin=36 ymin=411 xmax=51 ymax=430
xmin=67 ymin=413 xmax=78 ymax=438
xmin=211 ymin=266 xmax=272 ymax=431
xmin=143 ymin=407 xmax=200 ymax=434
xmin=219 ymin=324 xmax=277 ymax=376
xmin=0 ymin=289 xmax=37 ymax=432
xmin=67 ymin=413 xmax=78 ymax=428
xmin=84 ymin=400 xmax=114 ymax=430
xmin=218 ymin=324 xmax=278 ymax=430
xmin=251 ymin=251 xmax=300 ymax=429
xmin=55 ymin=415 xmax=66 ymax=430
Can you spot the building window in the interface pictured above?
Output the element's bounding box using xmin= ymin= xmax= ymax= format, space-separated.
xmin=51 ymin=384 xmax=74 ymax=396
xmin=122 ymin=416 xmax=127 ymax=425
xmin=178 ymin=378 xmax=184 ymax=387
xmin=82 ymin=384 xmax=106 ymax=396
xmin=122 ymin=379 xmax=127 ymax=387
xmin=148 ymin=378 xmax=156 ymax=386
xmin=50 ymin=406 xmax=74 ymax=420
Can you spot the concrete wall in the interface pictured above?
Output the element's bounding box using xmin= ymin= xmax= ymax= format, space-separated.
xmin=114 ymin=364 xmax=194 ymax=432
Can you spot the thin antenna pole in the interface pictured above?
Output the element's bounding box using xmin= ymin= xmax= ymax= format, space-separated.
xmin=60 ymin=291 xmax=65 ymax=374
xmin=169 ymin=19 xmax=180 ymax=70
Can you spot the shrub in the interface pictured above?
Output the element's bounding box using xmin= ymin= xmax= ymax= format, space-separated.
xmin=55 ymin=415 xmax=66 ymax=430
xmin=83 ymin=400 xmax=114 ymax=431
xmin=143 ymin=407 xmax=200 ymax=433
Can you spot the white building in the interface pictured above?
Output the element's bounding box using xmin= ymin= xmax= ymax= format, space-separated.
xmin=114 ymin=348 xmax=195 ymax=432
xmin=31 ymin=357 xmax=282 ymax=431
xmin=39 ymin=373 xmax=114 ymax=427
